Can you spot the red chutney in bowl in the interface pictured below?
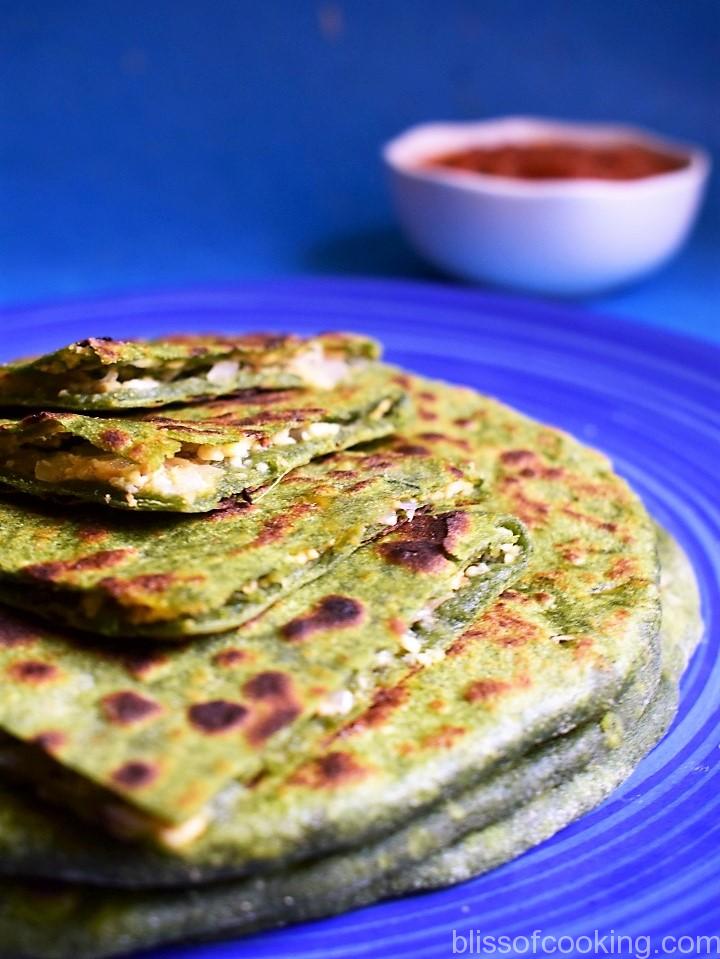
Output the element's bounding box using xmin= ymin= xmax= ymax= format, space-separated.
xmin=424 ymin=140 xmax=689 ymax=181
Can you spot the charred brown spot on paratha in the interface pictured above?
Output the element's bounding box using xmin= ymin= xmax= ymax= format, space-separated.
xmin=500 ymin=448 xmax=568 ymax=484
xmin=100 ymin=428 xmax=128 ymax=450
xmin=249 ymin=504 xmax=314 ymax=548
xmin=100 ymin=573 xmax=177 ymax=598
xmin=449 ymin=603 xmax=540 ymax=656
xmin=23 ymin=548 xmax=136 ymax=582
xmin=20 ymin=411 xmax=62 ymax=427
xmin=291 ymin=750 xmax=367 ymax=789
xmin=562 ymin=506 xmax=618 ymax=533
xmin=559 ymin=543 xmax=588 ymax=566
xmin=188 ymin=700 xmax=248 ymax=734
xmin=418 ymin=408 xmax=437 ymax=421
xmin=77 ymin=525 xmax=111 ymax=544
xmin=201 ymin=388 xmax=296 ymax=408
xmin=483 ymin=605 xmax=540 ymax=648
xmin=118 ymin=650 xmax=170 ymax=680
xmin=282 ymin=595 xmax=365 ymax=641
xmin=420 ymin=724 xmax=466 ymax=749
xmin=393 ymin=442 xmax=430 ymax=456
xmin=101 ymin=691 xmax=162 ymax=726
xmin=7 ymin=660 xmax=59 ymax=684
xmin=213 ymin=648 xmax=248 ymax=668
xmin=464 ymin=678 xmax=513 ymax=702
xmin=203 ymin=498 xmax=253 ymax=521
xmin=112 ymin=761 xmax=158 ymax=790
xmin=0 ymin=617 xmax=36 ymax=648
xmin=500 ymin=449 xmax=536 ymax=465
xmin=341 ymin=685 xmax=408 ymax=735
xmin=608 ymin=556 xmax=637 ymax=579
xmin=32 ymin=730 xmax=66 ymax=753
xmin=533 ymin=590 xmax=555 ymax=606
xmin=419 ymin=431 xmax=472 ymax=453
xmin=242 ymin=671 xmax=302 ymax=746
xmin=378 ymin=511 xmax=470 ymax=573
xmin=229 ymin=409 xmax=324 ymax=427
xmin=500 ymin=484 xmax=550 ymax=527
xmin=347 ymin=478 xmax=373 ymax=493
xmin=243 ymin=670 xmax=292 ymax=700
xmin=245 ymin=704 xmax=302 ymax=747
xmin=571 ymin=637 xmax=595 ymax=659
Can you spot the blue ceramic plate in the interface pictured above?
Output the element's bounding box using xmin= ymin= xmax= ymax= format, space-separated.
xmin=2 ymin=279 xmax=719 ymax=958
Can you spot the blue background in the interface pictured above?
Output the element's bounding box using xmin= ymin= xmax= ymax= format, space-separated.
xmin=1 ymin=0 xmax=718 ymax=340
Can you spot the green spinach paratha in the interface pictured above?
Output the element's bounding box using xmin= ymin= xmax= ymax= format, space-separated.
xmin=0 ymin=367 xmax=405 ymax=511
xmin=0 ymin=529 xmax=701 ymax=959
xmin=0 ymin=333 xmax=377 ymax=410
xmin=0 ymin=503 xmax=528 ymax=829
xmin=0 ymin=374 xmax=660 ymax=883
xmin=0 ymin=448 xmax=474 ymax=637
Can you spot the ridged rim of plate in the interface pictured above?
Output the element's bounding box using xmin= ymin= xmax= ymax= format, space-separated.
xmin=2 ymin=279 xmax=718 ymax=959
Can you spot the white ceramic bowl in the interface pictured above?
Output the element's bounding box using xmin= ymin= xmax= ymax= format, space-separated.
xmin=383 ymin=117 xmax=710 ymax=296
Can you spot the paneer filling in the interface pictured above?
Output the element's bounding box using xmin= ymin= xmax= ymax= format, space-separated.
xmin=55 ymin=343 xmax=358 ymax=398
xmin=4 ymin=418 xmax=352 ymax=506
xmin=287 ymin=344 xmax=354 ymax=389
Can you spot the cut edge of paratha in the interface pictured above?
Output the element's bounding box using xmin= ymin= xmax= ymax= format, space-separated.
xmin=0 ymin=333 xmax=379 ymax=410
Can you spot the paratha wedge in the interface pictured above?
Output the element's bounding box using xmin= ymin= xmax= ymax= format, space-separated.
xmin=0 ymin=506 xmax=528 ymax=830
xmin=0 ymin=366 xmax=406 ymax=512
xmin=0 ymin=530 xmax=701 ymax=959
xmin=0 ymin=332 xmax=378 ymax=410
xmin=0 ymin=447 xmax=474 ymax=638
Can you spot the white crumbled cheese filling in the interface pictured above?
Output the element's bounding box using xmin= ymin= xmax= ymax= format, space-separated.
xmin=500 ymin=542 xmax=522 ymax=564
xmin=370 ymin=398 xmax=393 ymax=420
xmin=400 ymin=632 xmax=423 ymax=655
xmin=400 ymin=628 xmax=447 ymax=668
xmin=374 ymin=649 xmax=395 ymax=668
xmin=287 ymin=345 xmax=351 ymax=390
xmin=379 ymin=499 xmax=419 ymax=527
xmin=122 ymin=377 xmax=161 ymax=393
xmin=195 ymin=439 xmax=255 ymax=468
xmin=429 ymin=479 xmax=475 ymax=502
xmin=273 ymin=422 xmax=341 ymax=446
xmin=465 ymin=562 xmax=490 ymax=577
xmin=301 ymin=421 xmax=341 ymax=439
xmin=288 ymin=548 xmax=321 ymax=566
xmin=316 ymin=689 xmax=355 ymax=717
xmin=273 ymin=429 xmax=296 ymax=447
xmin=206 ymin=360 xmax=240 ymax=386
xmin=31 ymin=412 xmax=347 ymax=506
xmin=397 ymin=500 xmax=419 ymax=521
xmin=90 ymin=368 xmax=161 ymax=394
xmin=414 ymin=607 xmax=435 ymax=627
xmin=412 ymin=647 xmax=446 ymax=668
xmin=158 ymin=812 xmax=210 ymax=850
xmin=129 ymin=459 xmax=221 ymax=501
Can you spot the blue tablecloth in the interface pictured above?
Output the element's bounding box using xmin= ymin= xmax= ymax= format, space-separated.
xmin=2 ymin=0 xmax=718 ymax=343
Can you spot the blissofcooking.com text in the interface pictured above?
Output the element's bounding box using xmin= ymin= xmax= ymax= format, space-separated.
xmin=450 ymin=929 xmax=720 ymax=957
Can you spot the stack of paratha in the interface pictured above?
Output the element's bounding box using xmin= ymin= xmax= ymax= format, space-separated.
xmin=0 ymin=332 xmax=702 ymax=959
